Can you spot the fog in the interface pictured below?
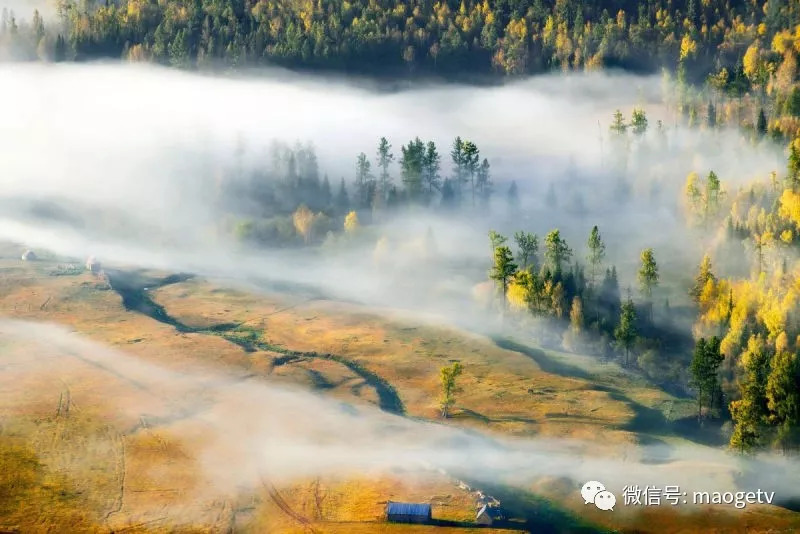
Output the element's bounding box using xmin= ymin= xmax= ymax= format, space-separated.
xmin=1 ymin=61 xmax=798 ymax=525
xmin=2 ymin=319 xmax=798 ymax=510
xmin=0 ymin=0 xmax=53 ymax=20
xmin=0 ymin=62 xmax=787 ymax=324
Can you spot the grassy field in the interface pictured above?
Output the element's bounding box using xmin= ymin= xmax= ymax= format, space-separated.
xmin=0 ymin=247 xmax=798 ymax=532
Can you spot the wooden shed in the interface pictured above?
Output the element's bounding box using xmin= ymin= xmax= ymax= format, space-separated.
xmin=385 ymin=501 xmax=432 ymax=524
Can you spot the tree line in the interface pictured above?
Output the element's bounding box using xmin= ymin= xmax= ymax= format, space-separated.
xmin=2 ymin=0 xmax=800 ymax=83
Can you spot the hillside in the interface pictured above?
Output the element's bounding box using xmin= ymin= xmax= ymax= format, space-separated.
xmin=1 ymin=247 xmax=799 ymax=532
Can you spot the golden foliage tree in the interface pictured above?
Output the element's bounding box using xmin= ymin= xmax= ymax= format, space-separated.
xmin=344 ymin=210 xmax=360 ymax=234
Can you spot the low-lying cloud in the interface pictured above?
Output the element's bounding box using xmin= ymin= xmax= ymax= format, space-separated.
xmin=1 ymin=319 xmax=798 ymax=512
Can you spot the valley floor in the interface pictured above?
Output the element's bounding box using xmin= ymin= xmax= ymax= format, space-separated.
xmin=0 ymin=247 xmax=798 ymax=533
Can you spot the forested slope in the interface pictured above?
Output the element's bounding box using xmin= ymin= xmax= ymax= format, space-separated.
xmin=1 ymin=0 xmax=799 ymax=83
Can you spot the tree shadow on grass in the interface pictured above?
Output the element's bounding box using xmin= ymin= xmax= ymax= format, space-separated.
xmin=456 ymin=478 xmax=610 ymax=533
xmin=493 ymin=337 xmax=592 ymax=380
xmin=670 ymin=416 xmax=728 ymax=447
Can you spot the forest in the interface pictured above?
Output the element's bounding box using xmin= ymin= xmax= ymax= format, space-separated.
xmin=206 ymin=98 xmax=800 ymax=456
xmin=0 ymin=0 xmax=797 ymax=80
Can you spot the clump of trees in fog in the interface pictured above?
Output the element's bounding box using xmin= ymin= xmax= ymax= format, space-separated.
xmin=229 ymin=135 xmax=508 ymax=247
xmin=487 ymin=224 xmax=680 ymax=377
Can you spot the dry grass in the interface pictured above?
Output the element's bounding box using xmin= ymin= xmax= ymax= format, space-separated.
xmin=0 ymin=251 xmax=798 ymax=532
xmin=153 ymin=278 xmax=641 ymax=448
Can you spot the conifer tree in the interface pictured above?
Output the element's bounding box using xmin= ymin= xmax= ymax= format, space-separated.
xmin=586 ymin=225 xmax=606 ymax=287
xmin=690 ymin=337 xmax=724 ymax=418
xmin=507 ymin=180 xmax=519 ymax=212
xmin=544 ymin=229 xmax=572 ymax=274
xmin=615 ymin=296 xmax=637 ymax=366
xmin=489 ymin=245 xmax=517 ymax=310
xmin=376 ymin=137 xmax=394 ymax=201
xmin=638 ymin=248 xmax=659 ymax=320
xmin=336 ymin=178 xmax=350 ymax=213
xmin=730 ymin=336 xmax=771 ymax=453
xmin=422 ymin=141 xmax=441 ymax=199
xmin=766 ymin=349 xmax=800 ymax=452
xmin=756 ymin=108 xmax=768 ymax=137
xmin=513 ymin=231 xmax=538 ymax=270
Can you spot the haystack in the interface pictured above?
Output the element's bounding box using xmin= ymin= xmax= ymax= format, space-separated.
xmin=21 ymin=250 xmax=37 ymax=261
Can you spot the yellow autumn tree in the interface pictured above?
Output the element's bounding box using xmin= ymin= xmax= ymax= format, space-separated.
xmin=293 ymin=204 xmax=316 ymax=244
xmin=344 ymin=210 xmax=360 ymax=233
xmin=680 ymin=34 xmax=697 ymax=61
xmin=779 ymin=189 xmax=800 ymax=229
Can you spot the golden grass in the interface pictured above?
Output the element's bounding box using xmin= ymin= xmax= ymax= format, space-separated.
xmin=0 ymin=252 xmax=798 ymax=532
xmin=153 ymin=279 xmax=640 ymax=447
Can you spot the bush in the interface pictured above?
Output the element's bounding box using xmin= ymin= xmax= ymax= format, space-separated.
xmin=233 ymin=216 xmax=299 ymax=247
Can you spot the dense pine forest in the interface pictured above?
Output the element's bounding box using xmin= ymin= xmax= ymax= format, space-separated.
xmin=0 ymin=0 xmax=798 ymax=81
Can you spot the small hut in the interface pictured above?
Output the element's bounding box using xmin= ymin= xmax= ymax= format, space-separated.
xmin=21 ymin=250 xmax=37 ymax=261
xmin=86 ymin=256 xmax=101 ymax=274
xmin=385 ymin=502 xmax=432 ymax=524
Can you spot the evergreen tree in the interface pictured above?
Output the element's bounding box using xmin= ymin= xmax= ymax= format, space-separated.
xmin=355 ymin=152 xmax=373 ymax=209
xmin=637 ymin=248 xmax=659 ymax=320
xmin=376 ymin=137 xmax=394 ymax=201
xmin=756 ymin=108 xmax=768 ymax=137
xmin=766 ymin=348 xmax=800 ymax=452
xmin=321 ymin=174 xmax=332 ymax=209
xmin=513 ymin=231 xmax=538 ymax=270
xmin=786 ymin=87 xmax=800 ymax=116
xmin=336 ymin=178 xmax=350 ymax=213
xmin=450 ymin=137 xmax=465 ymax=201
xmin=707 ymin=102 xmax=717 ymax=128
xmin=615 ymin=296 xmax=637 ymax=366
xmin=631 ymin=108 xmax=648 ymax=135
xmin=705 ymin=171 xmax=721 ymax=222
xmin=476 ymin=158 xmax=492 ymax=207
xmin=54 ymin=34 xmax=66 ymax=62
xmin=690 ymin=337 xmax=724 ymax=418
xmin=488 ymin=230 xmax=507 ymax=252
xmin=400 ymin=137 xmax=425 ymax=202
xmin=610 ymin=109 xmax=627 ymax=135
xmin=600 ymin=266 xmax=621 ymax=325
xmin=462 ymin=140 xmax=480 ymax=207
xmin=489 ymin=245 xmax=517 ymax=310
xmin=507 ymin=180 xmax=519 ymax=212
xmin=586 ymin=225 xmax=606 ymax=287
xmin=544 ymin=229 xmax=572 ymax=274
xmin=788 ymin=140 xmax=800 ymax=192
xmin=422 ymin=141 xmax=441 ymax=199
xmin=730 ymin=336 xmax=771 ymax=453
